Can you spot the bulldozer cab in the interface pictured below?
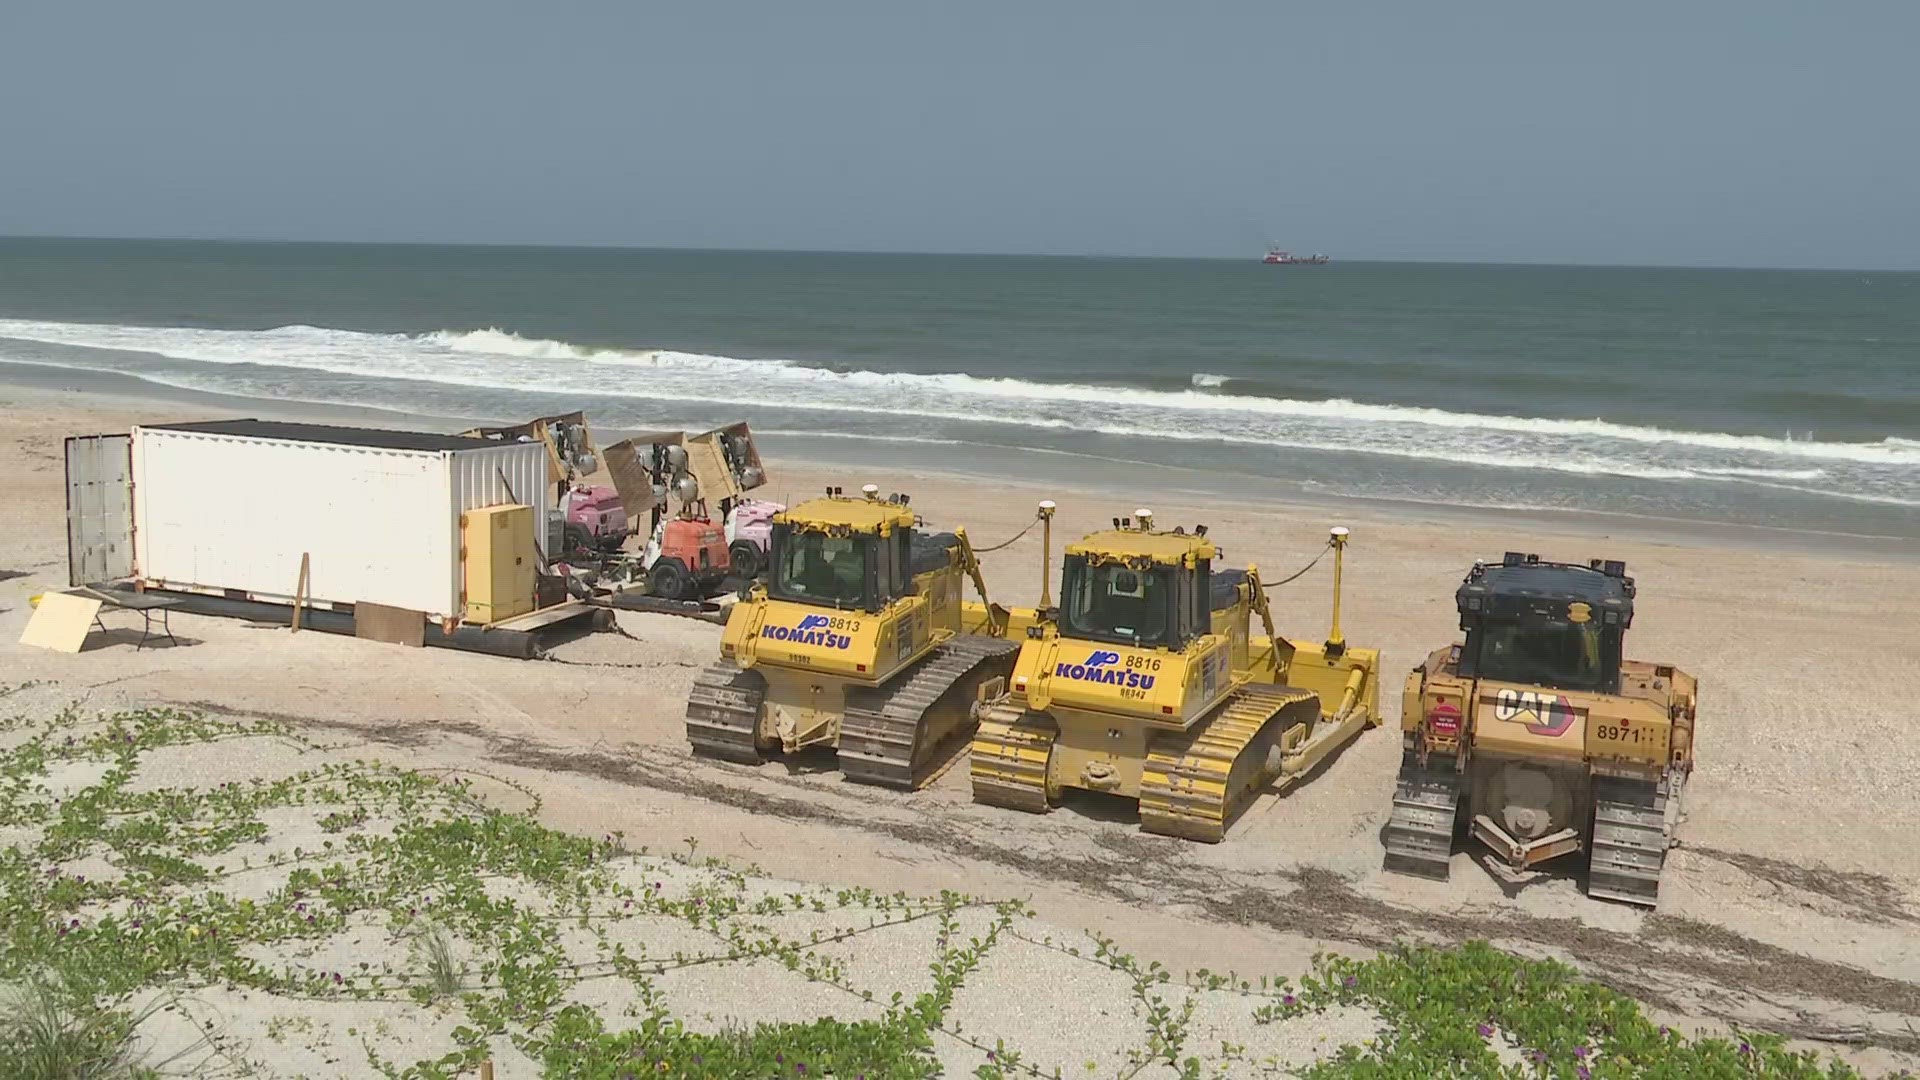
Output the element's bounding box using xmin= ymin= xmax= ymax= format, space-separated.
xmin=1059 ymin=551 xmax=1210 ymax=651
xmin=1060 ymin=516 xmax=1220 ymax=653
xmin=765 ymin=495 xmax=919 ymax=615
xmin=1455 ymin=553 xmax=1633 ymax=695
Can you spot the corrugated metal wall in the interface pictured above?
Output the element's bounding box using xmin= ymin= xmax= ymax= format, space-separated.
xmin=445 ymin=443 xmax=552 ymax=618
xmin=64 ymin=434 xmax=133 ymax=586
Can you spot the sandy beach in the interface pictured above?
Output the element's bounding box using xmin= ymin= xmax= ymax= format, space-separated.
xmin=4 ymin=373 xmax=1919 ymax=1074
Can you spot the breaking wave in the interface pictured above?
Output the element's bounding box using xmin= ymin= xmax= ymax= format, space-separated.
xmin=1 ymin=319 xmax=1915 ymax=507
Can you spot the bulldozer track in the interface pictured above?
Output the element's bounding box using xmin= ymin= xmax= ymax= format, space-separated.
xmin=1382 ymin=750 xmax=1462 ymax=880
xmin=684 ymin=659 xmax=768 ymax=765
xmin=1589 ymin=774 xmax=1670 ymax=907
xmin=839 ymin=634 xmax=1020 ymax=790
xmin=1137 ymin=684 xmax=1320 ymax=843
xmin=969 ymin=700 xmax=1057 ymax=813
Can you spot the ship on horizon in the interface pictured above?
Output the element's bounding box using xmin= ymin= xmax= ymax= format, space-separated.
xmin=1263 ymin=249 xmax=1329 ymax=265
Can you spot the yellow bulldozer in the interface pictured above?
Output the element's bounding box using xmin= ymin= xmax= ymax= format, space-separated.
xmin=1383 ymin=552 xmax=1698 ymax=907
xmin=684 ymin=485 xmax=1020 ymax=788
xmin=969 ymin=509 xmax=1380 ymax=841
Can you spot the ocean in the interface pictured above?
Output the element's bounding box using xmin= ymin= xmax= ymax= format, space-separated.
xmin=1 ymin=237 xmax=1916 ymax=539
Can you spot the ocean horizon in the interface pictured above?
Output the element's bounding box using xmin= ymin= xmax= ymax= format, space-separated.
xmin=7 ymin=232 xmax=1917 ymax=273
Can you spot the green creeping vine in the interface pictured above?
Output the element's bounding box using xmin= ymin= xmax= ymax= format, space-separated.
xmin=0 ymin=704 xmax=1895 ymax=1079
xmin=0 ymin=705 xmax=1048 ymax=1079
xmin=1265 ymin=943 xmax=1883 ymax=1079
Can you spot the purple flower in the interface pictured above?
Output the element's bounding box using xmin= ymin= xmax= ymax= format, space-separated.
xmin=332 ymin=972 xmax=342 ymax=984
xmin=1343 ymin=976 xmax=1357 ymax=987
xmin=988 ymin=1051 xmax=998 ymax=1062
xmin=1740 ymin=1040 xmax=1753 ymax=1055
xmin=69 ymin=919 xmax=79 ymax=928
xmin=1575 ymin=1046 xmax=1590 ymax=1059
xmin=1578 ymin=1067 xmax=1591 ymax=1080
xmin=131 ymin=920 xmax=142 ymax=928
xmin=1477 ymin=1023 xmax=1493 ymax=1039
xmin=1659 ymin=1025 xmax=1670 ymax=1037
xmin=797 ymin=1065 xmax=807 ymax=1075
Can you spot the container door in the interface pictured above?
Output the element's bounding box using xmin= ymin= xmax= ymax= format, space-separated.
xmin=65 ymin=434 xmax=133 ymax=586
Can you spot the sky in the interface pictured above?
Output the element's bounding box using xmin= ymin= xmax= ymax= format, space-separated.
xmin=2 ymin=1 xmax=1916 ymax=269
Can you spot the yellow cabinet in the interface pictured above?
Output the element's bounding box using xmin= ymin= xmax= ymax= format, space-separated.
xmin=462 ymin=503 xmax=536 ymax=624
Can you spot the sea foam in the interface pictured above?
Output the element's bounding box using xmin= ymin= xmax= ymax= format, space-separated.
xmin=1 ymin=319 xmax=1915 ymax=506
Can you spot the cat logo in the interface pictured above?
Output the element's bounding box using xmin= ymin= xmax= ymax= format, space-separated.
xmin=1489 ymin=687 xmax=1579 ymax=737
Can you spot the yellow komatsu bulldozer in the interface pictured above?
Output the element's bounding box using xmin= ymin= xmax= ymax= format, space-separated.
xmin=1383 ymin=552 xmax=1699 ymax=907
xmin=970 ymin=508 xmax=1380 ymax=842
xmin=684 ymin=484 xmax=1021 ymax=788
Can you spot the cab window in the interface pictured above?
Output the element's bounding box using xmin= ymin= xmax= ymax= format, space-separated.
xmin=769 ymin=526 xmax=871 ymax=610
xmin=891 ymin=526 xmax=912 ymax=598
xmin=872 ymin=531 xmax=894 ymax=609
xmin=1465 ymin=617 xmax=1616 ymax=692
xmin=1061 ymin=557 xmax=1177 ymax=648
xmin=1192 ymin=558 xmax=1211 ymax=632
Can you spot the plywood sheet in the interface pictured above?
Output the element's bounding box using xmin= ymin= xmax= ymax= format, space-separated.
xmin=603 ymin=435 xmax=679 ymax=519
xmin=354 ymin=602 xmax=426 ymax=647
xmin=20 ymin=593 xmax=102 ymax=653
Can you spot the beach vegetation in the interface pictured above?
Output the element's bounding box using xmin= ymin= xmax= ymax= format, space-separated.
xmin=0 ymin=703 xmax=1884 ymax=1078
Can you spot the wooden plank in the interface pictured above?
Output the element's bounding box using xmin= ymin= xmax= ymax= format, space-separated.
xmin=486 ymin=599 xmax=593 ymax=632
xmin=354 ymin=602 xmax=426 ymax=647
xmin=291 ymin=552 xmax=311 ymax=632
xmin=21 ymin=592 xmax=103 ymax=653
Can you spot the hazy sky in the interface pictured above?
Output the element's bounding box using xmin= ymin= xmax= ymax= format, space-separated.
xmin=4 ymin=1 xmax=1915 ymax=268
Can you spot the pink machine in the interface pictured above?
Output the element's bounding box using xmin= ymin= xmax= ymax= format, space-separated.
xmin=559 ymin=484 xmax=630 ymax=560
xmin=723 ymin=498 xmax=782 ymax=579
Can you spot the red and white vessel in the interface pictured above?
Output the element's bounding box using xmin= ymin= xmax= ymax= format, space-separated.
xmin=1263 ymin=249 xmax=1329 ymax=265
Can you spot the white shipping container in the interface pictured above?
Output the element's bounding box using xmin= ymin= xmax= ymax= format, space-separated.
xmin=130 ymin=421 xmax=550 ymax=620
